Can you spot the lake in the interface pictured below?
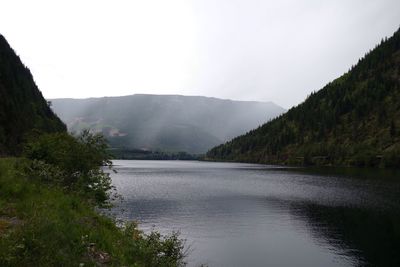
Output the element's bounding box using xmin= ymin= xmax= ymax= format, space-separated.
xmin=109 ymin=160 xmax=400 ymax=267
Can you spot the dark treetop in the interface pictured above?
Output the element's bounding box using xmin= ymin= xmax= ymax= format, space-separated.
xmin=207 ymin=28 xmax=400 ymax=168
xmin=0 ymin=34 xmax=66 ymax=155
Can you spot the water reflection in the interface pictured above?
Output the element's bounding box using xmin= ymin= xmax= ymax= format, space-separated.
xmin=289 ymin=201 xmax=400 ymax=267
xmin=110 ymin=160 xmax=400 ymax=267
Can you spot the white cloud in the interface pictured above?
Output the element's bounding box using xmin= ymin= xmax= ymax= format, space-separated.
xmin=0 ymin=0 xmax=399 ymax=108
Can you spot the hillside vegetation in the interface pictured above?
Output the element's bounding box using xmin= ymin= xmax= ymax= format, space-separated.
xmin=51 ymin=95 xmax=285 ymax=154
xmin=207 ymin=28 xmax=400 ymax=168
xmin=0 ymin=35 xmax=66 ymax=155
xmin=0 ymin=155 xmax=185 ymax=267
xmin=0 ymin=34 xmax=185 ymax=266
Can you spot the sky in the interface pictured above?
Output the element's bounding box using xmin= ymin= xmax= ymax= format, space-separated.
xmin=0 ymin=0 xmax=399 ymax=108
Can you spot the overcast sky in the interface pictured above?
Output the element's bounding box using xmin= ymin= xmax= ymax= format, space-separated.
xmin=0 ymin=0 xmax=399 ymax=108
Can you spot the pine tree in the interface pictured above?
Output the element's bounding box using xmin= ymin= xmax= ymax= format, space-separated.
xmin=390 ymin=120 xmax=396 ymax=137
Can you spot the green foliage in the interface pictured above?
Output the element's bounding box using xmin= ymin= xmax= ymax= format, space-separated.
xmin=390 ymin=120 xmax=396 ymax=137
xmin=207 ymin=28 xmax=400 ymax=168
xmin=0 ymin=34 xmax=66 ymax=155
xmin=123 ymin=222 xmax=186 ymax=266
xmin=382 ymin=144 xmax=400 ymax=168
xmin=0 ymin=158 xmax=186 ymax=267
xmin=0 ymin=33 xmax=186 ymax=267
xmin=23 ymin=130 xmax=113 ymax=205
xmin=111 ymin=148 xmax=200 ymax=160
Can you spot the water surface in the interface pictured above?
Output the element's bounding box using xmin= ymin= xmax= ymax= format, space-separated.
xmin=110 ymin=160 xmax=400 ymax=267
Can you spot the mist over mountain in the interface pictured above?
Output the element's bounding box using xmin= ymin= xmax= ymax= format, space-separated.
xmin=51 ymin=95 xmax=285 ymax=154
xmin=207 ymin=28 xmax=400 ymax=167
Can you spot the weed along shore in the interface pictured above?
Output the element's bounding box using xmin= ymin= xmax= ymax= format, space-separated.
xmin=0 ymin=133 xmax=186 ymax=267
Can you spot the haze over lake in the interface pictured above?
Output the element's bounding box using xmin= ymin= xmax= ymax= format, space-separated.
xmin=110 ymin=160 xmax=400 ymax=267
xmin=1 ymin=1 xmax=399 ymax=266
xmin=51 ymin=95 xmax=285 ymax=154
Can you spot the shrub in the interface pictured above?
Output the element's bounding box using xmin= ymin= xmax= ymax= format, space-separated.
xmin=123 ymin=222 xmax=187 ymax=266
xmin=382 ymin=145 xmax=400 ymax=168
xmin=0 ymin=160 xmax=186 ymax=266
xmin=23 ymin=130 xmax=113 ymax=205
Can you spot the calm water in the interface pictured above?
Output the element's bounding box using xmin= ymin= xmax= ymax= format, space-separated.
xmin=110 ymin=160 xmax=400 ymax=267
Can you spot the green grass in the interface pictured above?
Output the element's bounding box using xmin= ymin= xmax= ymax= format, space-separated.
xmin=0 ymin=158 xmax=185 ymax=267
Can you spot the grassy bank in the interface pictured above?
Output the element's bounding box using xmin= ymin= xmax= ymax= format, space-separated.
xmin=0 ymin=158 xmax=185 ymax=267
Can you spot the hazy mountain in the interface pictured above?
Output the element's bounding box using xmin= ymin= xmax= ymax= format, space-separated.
xmin=0 ymin=34 xmax=66 ymax=155
xmin=207 ymin=28 xmax=400 ymax=167
xmin=50 ymin=95 xmax=285 ymax=154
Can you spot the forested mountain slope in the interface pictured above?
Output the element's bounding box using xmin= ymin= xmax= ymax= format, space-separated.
xmin=51 ymin=95 xmax=285 ymax=154
xmin=0 ymin=35 xmax=185 ymax=265
xmin=207 ymin=28 xmax=400 ymax=167
xmin=0 ymin=35 xmax=66 ymax=155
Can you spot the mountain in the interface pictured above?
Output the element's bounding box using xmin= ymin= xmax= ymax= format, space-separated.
xmin=207 ymin=28 xmax=400 ymax=168
xmin=50 ymin=95 xmax=285 ymax=154
xmin=0 ymin=34 xmax=66 ymax=155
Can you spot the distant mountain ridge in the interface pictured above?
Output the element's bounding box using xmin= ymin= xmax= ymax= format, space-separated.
xmin=0 ymin=34 xmax=66 ymax=155
xmin=50 ymin=94 xmax=285 ymax=154
xmin=207 ymin=28 xmax=400 ymax=167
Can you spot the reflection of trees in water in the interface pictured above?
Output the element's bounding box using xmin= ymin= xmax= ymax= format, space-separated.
xmin=291 ymin=202 xmax=400 ymax=267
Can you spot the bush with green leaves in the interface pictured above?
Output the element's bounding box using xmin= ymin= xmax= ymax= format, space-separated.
xmin=123 ymin=222 xmax=186 ymax=266
xmin=0 ymin=158 xmax=187 ymax=267
xmin=23 ymin=130 xmax=113 ymax=205
xmin=382 ymin=145 xmax=400 ymax=168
